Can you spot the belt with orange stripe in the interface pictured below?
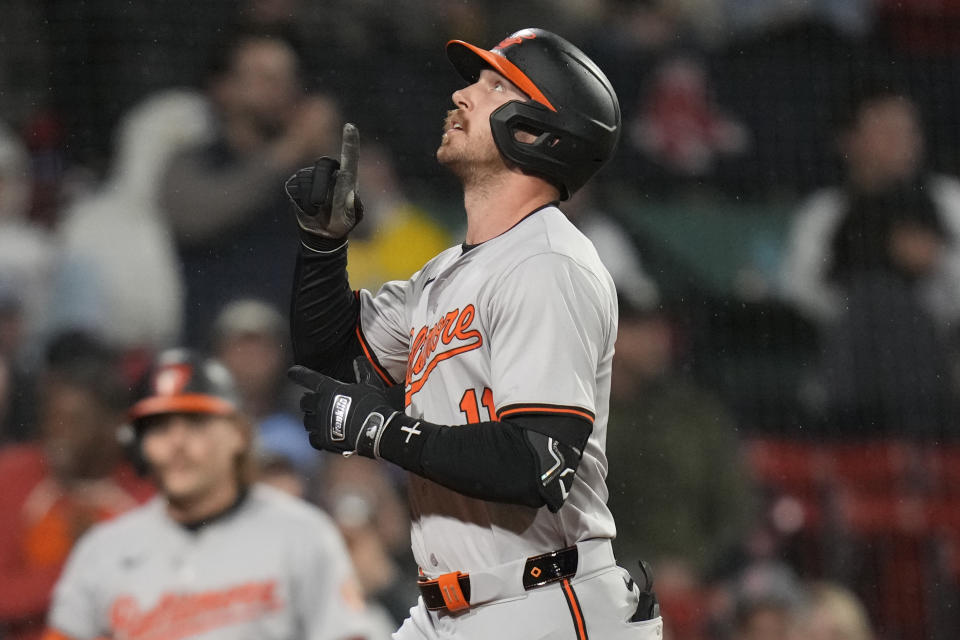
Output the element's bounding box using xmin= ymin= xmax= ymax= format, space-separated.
xmin=417 ymin=545 xmax=580 ymax=612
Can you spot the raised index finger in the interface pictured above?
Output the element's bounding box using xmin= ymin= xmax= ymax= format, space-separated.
xmin=339 ymin=122 xmax=360 ymax=183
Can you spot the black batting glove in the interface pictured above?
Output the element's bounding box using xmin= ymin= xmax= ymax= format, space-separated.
xmin=284 ymin=123 xmax=364 ymax=242
xmin=288 ymin=357 xmax=396 ymax=458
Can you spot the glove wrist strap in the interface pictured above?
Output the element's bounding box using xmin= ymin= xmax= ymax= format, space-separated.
xmin=352 ymin=409 xmax=399 ymax=458
xmin=299 ymin=228 xmax=348 ymax=254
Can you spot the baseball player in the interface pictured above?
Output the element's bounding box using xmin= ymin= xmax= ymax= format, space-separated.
xmin=286 ymin=28 xmax=663 ymax=639
xmin=43 ymin=349 xmax=376 ymax=640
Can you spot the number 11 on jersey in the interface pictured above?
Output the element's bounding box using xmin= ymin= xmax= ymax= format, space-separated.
xmin=459 ymin=388 xmax=496 ymax=423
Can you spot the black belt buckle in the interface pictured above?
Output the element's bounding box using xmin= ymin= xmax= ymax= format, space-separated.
xmin=522 ymin=545 xmax=579 ymax=590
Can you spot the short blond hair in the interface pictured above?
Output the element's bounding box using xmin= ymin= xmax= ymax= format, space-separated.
xmin=805 ymin=582 xmax=873 ymax=640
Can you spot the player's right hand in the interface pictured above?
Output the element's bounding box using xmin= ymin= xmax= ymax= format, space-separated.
xmin=284 ymin=123 xmax=364 ymax=239
xmin=288 ymin=357 xmax=397 ymax=459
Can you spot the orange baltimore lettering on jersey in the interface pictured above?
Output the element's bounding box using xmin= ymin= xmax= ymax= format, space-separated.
xmin=108 ymin=580 xmax=282 ymax=640
xmin=406 ymin=305 xmax=483 ymax=404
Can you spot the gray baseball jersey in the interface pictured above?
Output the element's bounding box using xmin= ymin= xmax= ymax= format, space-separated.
xmin=47 ymin=484 xmax=373 ymax=640
xmin=357 ymin=206 xmax=618 ymax=574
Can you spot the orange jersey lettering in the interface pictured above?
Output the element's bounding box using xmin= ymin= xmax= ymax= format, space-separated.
xmin=406 ymin=305 xmax=483 ymax=404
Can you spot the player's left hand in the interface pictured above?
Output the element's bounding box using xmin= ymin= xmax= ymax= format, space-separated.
xmin=288 ymin=358 xmax=398 ymax=458
xmin=284 ymin=123 xmax=364 ymax=240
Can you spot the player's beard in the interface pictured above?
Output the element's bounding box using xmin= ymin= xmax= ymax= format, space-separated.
xmin=153 ymin=448 xmax=236 ymax=512
xmin=437 ymin=115 xmax=507 ymax=192
xmin=159 ymin=461 xmax=241 ymax=524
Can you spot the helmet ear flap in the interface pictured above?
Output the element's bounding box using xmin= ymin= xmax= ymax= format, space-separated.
xmin=491 ymin=100 xmax=613 ymax=200
xmin=490 ymin=101 xmax=563 ymax=198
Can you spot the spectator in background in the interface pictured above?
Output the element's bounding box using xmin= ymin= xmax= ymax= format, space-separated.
xmin=630 ymin=55 xmax=749 ymax=181
xmin=317 ymin=456 xmax=418 ymax=630
xmin=256 ymin=453 xmax=309 ymax=498
xmin=818 ymin=186 xmax=959 ymax=437
xmin=796 ymin=581 xmax=874 ymax=640
xmin=210 ymin=299 xmax=318 ymax=483
xmin=581 ymin=186 xmax=754 ymax=576
xmin=564 ymin=183 xmax=661 ymax=312
xmin=586 ymin=2 xmax=714 ymax=194
xmin=50 ymin=90 xmax=213 ymax=353
xmin=728 ymin=562 xmax=806 ymax=640
xmin=0 ymin=121 xmax=54 ymax=359
xmin=43 ymin=348 xmax=378 ymax=640
xmin=605 ymin=296 xmax=756 ymax=637
xmin=160 ymin=28 xmax=340 ymax=346
xmin=0 ymin=333 xmax=154 ymax=640
xmin=0 ymin=122 xmax=52 ymax=444
xmin=570 ymin=186 xmax=756 ymax=636
xmin=345 ymin=144 xmax=452 ymax=293
xmin=779 ymin=79 xmax=960 ymax=329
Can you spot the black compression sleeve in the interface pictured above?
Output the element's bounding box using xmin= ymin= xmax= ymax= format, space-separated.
xmin=376 ymin=413 xmax=592 ymax=508
xmin=289 ymin=237 xmax=363 ymax=381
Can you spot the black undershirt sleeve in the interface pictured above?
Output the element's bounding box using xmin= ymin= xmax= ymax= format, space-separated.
xmin=376 ymin=412 xmax=593 ymax=510
xmin=289 ymin=235 xmax=364 ymax=382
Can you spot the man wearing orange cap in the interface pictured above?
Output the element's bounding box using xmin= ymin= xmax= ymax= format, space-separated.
xmin=43 ymin=349 xmax=377 ymax=640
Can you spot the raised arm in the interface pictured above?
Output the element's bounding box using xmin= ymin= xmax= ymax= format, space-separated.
xmin=287 ymin=123 xmax=366 ymax=380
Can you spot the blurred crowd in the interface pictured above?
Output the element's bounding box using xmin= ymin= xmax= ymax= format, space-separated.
xmin=4 ymin=0 xmax=960 ymax=639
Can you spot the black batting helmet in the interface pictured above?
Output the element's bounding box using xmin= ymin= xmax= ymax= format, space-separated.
xmin=446 ymin=28 xmax=621 ymax=200
xmin=121 ymin=349 xmax=247 ymax=476
xmin=119 ymin=349 xmax=240 ymax=473
xmin=128 ymin=349 xmax=239 ymax=424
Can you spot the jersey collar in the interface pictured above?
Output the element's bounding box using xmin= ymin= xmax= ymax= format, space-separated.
xmin=461 ymin=201 xmax=559 ymax=253
xmin=178 ymin=485 xmax=250 ymax=533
